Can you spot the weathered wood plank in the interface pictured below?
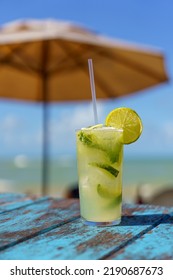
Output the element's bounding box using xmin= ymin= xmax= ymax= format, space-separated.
xmin=0 ymin=198 xmax=80 ymax=252
xmin=108 ymin=214 xmax=173 ymax=260
xmin=0 ymin=192 xmax=39 ymax=212
xmin=0 ymin=203 xmax=171 ymax=260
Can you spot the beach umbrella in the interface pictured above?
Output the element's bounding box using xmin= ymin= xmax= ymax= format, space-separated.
xmin=0 ymin=19 xmax=169 ymax=195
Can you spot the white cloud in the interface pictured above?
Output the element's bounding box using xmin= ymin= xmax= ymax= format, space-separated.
xmin=128 ymin=120 xmax=173 ymax=157
xmin=0 ymin=114 xmax=22 ymax=131
xmin=48 ymin=102 xmax=105 ymax=155
xmin=1 ymin=105 xmax=172 ymax=158
xmin=163 ymin=121 xmax=173 ymax=143
xmin=0 ymin=103 xmax=105 ymax=157
xmin=0 ymin=114 xmax=40 ymax=155
xmin=0 ymin=115 xmax=23 ymax=146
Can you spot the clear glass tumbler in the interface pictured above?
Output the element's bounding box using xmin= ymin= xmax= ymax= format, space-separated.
xmin=76 ymin=126 xmax=123 ymax=226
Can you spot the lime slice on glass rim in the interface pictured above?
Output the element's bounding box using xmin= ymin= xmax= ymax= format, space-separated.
xmin=105 ymin=107 xmax=143 ymax=144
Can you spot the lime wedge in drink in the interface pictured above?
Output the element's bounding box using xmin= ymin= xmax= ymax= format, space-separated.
xmin=106 ymin=107 xmax=143 ymax=144
xmin=97 ymin=184 xmax=122 ymax=202
xmin=89 ymin=162 xmax=119 ymax=178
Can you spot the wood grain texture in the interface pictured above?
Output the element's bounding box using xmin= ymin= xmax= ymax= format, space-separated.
xmin=0 ymin=192 xmax=39 ymax=212
xmin=108 ymin=214 xmax=173 ymax=260
xmin=0 ymin=197 xmax=80 ymax=253
xmin=0 ymin=198 xmax=172 ymax=260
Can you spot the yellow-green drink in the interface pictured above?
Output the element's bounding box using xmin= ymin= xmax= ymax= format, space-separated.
xmin=76 ymin=126 xmax=123 ymax=226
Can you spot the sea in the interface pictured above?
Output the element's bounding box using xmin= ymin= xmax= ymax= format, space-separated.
xmin=0 ymin=156 xmax=173 ymax=201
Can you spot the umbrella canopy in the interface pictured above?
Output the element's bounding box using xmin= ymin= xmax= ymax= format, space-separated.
xmin=0 ymin=19 xmax=169 ymax=101
xmin=0 ymin=19 xmax=169 ymax=195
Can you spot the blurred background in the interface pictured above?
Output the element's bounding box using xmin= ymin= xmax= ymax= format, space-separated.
xmin=0 ymin=0 xmax=173 ymax=205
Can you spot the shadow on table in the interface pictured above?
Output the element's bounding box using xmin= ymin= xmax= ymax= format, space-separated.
xmin=120 ymin=214 xmax=173 ymax=226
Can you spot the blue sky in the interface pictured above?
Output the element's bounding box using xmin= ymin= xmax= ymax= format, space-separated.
xmin=0 ymin=0 xmax=173 ymax=159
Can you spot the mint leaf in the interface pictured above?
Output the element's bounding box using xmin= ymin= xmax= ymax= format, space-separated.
xmin=78 ymin=131 xmax=100 ymax=149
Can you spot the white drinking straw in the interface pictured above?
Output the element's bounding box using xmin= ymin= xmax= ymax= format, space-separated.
xmin=88 ymin=58 xmax=99 ymax=124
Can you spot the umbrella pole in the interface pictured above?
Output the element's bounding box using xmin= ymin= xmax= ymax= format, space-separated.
xmin=41 ymin=64 xmax=50 ymax=196
xmin=41 ymin=41 xmax=50 ymax=196
xmin=42 ymin=94 xmax=49 ymax=196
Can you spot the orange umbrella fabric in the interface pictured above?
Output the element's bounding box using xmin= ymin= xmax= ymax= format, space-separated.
xmin=0 ymin=19 xmax=169 ymax=102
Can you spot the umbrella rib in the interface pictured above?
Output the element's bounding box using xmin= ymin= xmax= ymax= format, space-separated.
xmin=47 ymin=39 xmax=81 ymax=74
xmin=0 ymin=60 xmax=38 ymax=75
xmin=0 ymin=44 xmax=24 ymax=63
xmin=83 ymin=47 xmax=168 ymax=95
xmin=47 ymin=39 xmax=105 ymax=75
xmin=47 ymin=39 xmax=167 ymax=82
xmin=91 ymin=73 xmax=120 ymax=98
xmin=95 ymin=48 xmax=168 ymax=82
xmin=0 ymin=43 xmax=41 ymax=74
xmin=47 ymin=41 xmax=121 ymax=97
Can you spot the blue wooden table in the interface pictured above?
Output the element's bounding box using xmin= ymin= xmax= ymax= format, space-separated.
xmin=0 ymin=192 xmax=173 ymax=260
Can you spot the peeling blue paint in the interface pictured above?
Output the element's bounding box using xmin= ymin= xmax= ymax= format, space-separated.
xmin=0 ymin=197 xmax=80 ymax=251
xmin=111 ymin=217 xmax=173 ymax=260
xmin=0 ymin=194 xmax=173 ymax=260
xmin=0 ymin=193 xmax=39 ymax=213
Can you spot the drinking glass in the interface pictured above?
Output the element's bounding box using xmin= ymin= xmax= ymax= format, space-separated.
xmin=76 ymin=126 xmax=123 ymax=226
